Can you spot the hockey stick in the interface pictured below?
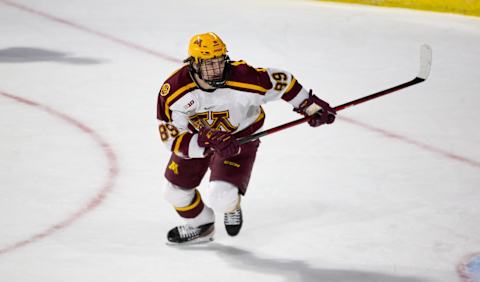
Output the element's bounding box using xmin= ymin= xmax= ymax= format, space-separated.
xmin=238 ymin=44 xmax=432 ymax=145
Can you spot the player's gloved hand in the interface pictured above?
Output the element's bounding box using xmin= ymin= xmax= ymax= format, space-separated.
xmin=294 ymin=90 xmax=336 ymax=127
xmin=197 ymin=127 xmax=241 ymax=158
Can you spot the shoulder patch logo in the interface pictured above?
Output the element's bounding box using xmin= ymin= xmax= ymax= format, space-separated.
xmin=184 ymin=100 xmax=195 ymax=109
xmin=160 ymin=83 xmax=171 ymax=96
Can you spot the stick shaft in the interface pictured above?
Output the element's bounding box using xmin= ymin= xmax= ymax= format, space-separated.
xmin=238 ymin=77 xmax=425 ymax=145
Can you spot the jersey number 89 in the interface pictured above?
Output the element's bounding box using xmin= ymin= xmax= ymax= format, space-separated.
xmin=272 ymin=72 xmax=288 ymax=91
xmin=159 ymin=123 xmax=179 ymax=141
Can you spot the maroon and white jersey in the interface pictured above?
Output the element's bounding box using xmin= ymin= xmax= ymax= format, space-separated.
xmin=157 ymin=60 xmax=309 ymax=158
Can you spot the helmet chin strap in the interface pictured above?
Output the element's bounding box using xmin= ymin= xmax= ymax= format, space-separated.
xmin=192 ymin=73 xmax=216 ymax=90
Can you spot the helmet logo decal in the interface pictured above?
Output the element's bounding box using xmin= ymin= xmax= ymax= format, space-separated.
xmin=194 ymin=38 xmax=202 ymax=47
xmin=160 ymin=83 xmax=171 ymax=96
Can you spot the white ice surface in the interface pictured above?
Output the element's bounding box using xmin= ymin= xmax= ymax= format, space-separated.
xmin=1 ymin=0 xmax=479 ymax=281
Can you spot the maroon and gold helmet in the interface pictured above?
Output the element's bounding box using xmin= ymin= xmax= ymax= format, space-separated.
xmin=186 ymin=32 xmax=230 ymax=88
xmin=187 ymin=32 xmax=227 ymax=63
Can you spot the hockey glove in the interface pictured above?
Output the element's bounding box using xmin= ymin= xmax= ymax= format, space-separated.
xmin=197 ymin=127 xmax=241 ymax=158
xmin=294 ymin=90 xmax=336 ymax=127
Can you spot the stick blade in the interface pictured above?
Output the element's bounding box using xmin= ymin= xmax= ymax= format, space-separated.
xmin=418 ymin=44 xmax=432 ymax=80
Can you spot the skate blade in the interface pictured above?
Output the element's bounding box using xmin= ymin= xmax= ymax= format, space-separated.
xmin=165 ymin=234 xmax=215 ymax=246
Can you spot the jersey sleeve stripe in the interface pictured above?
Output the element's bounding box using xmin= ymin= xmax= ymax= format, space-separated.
xmin=230 ymin=61 xmax=247 ymax=66
xmin=254 ymin=106 xmax=265 ymax=123
xmin=284 ymin=77 xmax=297 ymax=94
xmin=225 ymin=81 xmax=268 ymax=94
xmin=281 ymin=78 xmax=302 ymax=102
xmin=178 ymin=133 xmax=194 ymax=157
xmin=165 ymin=82 xmax=197 ymax=121
xmin=173 ymin=132 xmax=187 ymax=154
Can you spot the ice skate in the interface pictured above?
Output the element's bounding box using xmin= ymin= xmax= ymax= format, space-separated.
xmin=224 ymin=207 xmax=242 ymax=236
xmin=167 ymin=222 xmax=215 ymax=245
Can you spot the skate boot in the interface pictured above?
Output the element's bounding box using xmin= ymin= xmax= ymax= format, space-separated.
xmin=224 ymin=207 xmax=242 ymax=236
xmin=167 ymin=222 xmax=215 ymax=244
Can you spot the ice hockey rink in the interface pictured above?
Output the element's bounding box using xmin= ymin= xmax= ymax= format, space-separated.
xmin=1 ymin=0 xmax=479 ymax=281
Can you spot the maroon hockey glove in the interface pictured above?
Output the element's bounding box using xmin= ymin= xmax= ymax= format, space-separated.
xmin=197 ymin=127 xmax=241 ymax=158
xmin=294 ymin=90 xmax=336 ymax=127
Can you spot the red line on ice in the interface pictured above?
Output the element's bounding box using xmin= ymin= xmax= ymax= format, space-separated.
xmin=0 ymin=91 xmax=119 ymax=255
xmin=1 ymin=0 xmax=181 ymax=64
xmin=3 ymin=2 xmax=479 ymax=279
xmin=340 ymin=116 xmax=480 ymax=169
xmin=3 ymin=1 xmax=479 ymax=168
xmin=4 ymin=0 xmax=479 ymax=169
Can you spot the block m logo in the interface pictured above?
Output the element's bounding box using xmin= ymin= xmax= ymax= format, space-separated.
xmin=189 ymin=111 xmax=237 ymax=132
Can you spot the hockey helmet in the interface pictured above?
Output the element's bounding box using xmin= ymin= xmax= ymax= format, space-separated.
xmin=185 ymin=32 xmax=230 ymax=88
xmin=187 ymin=32 xmax=227 ymax=63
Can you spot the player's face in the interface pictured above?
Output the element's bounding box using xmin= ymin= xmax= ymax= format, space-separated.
xmin=199 ymin=56 xmax=226 ymax=82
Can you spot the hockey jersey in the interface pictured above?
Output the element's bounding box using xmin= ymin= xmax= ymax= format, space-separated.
xmin=157 ymin=60 xmax=309 ymax=158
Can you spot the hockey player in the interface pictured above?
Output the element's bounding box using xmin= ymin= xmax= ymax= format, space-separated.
xmin=157 ymin=32 xmax=336 ymax=244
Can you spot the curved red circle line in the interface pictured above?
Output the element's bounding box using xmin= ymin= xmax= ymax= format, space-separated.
xmin=0 ymin=91 xmax=119 ymax=255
